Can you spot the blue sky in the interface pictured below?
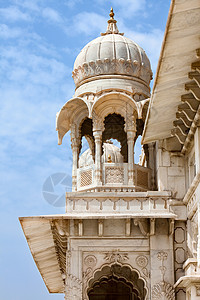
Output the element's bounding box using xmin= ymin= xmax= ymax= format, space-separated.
xmin=0 ymin=0 xmax=170 ymax=299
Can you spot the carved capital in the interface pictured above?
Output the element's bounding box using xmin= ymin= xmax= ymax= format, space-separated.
xmin=92 ymin=112 xmax=104 ymax=132
xmin=127 ymin=130 xmax=136 ymax=141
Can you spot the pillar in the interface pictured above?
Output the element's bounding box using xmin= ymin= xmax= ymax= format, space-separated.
xmin=127 ymin=130 xmax=136 ymax=185
xmin=70 ymin=124 xmax=79 ymax=192
xmin=93 ymin=130 xmax=102 ymax=186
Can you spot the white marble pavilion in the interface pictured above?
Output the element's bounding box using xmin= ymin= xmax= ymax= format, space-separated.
xmin=20 ymin=2 xmax=200 ymax=299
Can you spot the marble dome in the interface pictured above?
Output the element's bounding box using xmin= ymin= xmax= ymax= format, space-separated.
xmin=72 ymin=9 xmax=152 ymax=89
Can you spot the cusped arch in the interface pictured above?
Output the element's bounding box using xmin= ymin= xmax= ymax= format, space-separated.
xmin=86 ymin=263 xmax=148 ymax=300
xmin=56 ymin=97 xmax=89 ymax=145
xmin=92 ymin=92 xmax=138 ymax=125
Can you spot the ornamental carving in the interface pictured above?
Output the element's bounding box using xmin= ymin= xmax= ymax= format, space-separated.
xmin=92 ymin=112 xmax=104 ymax=132
xmin=84 ymin=255 xmax=97 ymax=268
xmin=83 ymin=255 xmax=97 ymax=280
xmin=191 ymin=213 xmax=198 ymax=257
xmin=72 ymin=58 xmax=152 ymax=87
xmin=105 ymin=166 xmax=124 ymax=184
xmin=152 ymin=281 xmax=175 ymax=300
xmin=157 ymin=251 xmax=168 ymax=281
xmin=65 ymin=274 xmax=82 ymax=300
xmin=136 ymin=255 xmax=148 ymax=268
xmin=104 ymin=250 xmax=129 ymax=263
xmin=136 ymin=255 xmax=149 ymax=278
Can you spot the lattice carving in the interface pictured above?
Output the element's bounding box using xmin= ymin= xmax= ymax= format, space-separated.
xmin=105 ymin=166 xmax=124 ymax=184
xmin=137 ymin=169 xmax=148 ymax=188
xmin=80 ymin=169 xmax=92 ymax=187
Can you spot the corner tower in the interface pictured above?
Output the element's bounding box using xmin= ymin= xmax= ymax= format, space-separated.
xmin=57 ymin=8 xmax=153 ymax=192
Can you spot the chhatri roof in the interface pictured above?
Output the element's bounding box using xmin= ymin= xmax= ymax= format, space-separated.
xmin=142 ymin=0 xmax=200 ymax=149
xmin=72 ymin=8 xmax=152 ymax=88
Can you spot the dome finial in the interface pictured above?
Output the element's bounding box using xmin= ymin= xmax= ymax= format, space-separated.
xmin=109 ymin=7 xmax=114 ymax=20
xmin=101 ymin=8 xmax=124 ymax=36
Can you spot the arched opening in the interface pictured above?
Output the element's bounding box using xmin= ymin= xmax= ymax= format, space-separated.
xmin=87 ymin=264 xmax=147 ymax=300
xmin=88 ymin=275 xmax=140 ymax=300
xmin=102 ymin=114 xmax=127 ymax=162
xmin=78 ymin=118 xmax=95 ymax=166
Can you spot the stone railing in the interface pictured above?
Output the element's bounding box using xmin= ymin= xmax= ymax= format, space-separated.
xmin=77 ymin=163 xmax=152 ymax=191
xmin=66 ymin=191 xmax=173 ymax=216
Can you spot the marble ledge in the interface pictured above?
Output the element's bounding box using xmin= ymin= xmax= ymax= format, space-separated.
xmin=66 ymin=190 xmax=172 ymax=199
xmin=19 ymin=211 xmax=177 ymax=220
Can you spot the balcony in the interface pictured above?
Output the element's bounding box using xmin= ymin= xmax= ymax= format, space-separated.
xmin=77 ymin=163 xmax=152 ymax=192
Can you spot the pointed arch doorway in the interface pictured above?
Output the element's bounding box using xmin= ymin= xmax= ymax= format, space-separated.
xmin=87 ymin=264 xmax=147 ymax=300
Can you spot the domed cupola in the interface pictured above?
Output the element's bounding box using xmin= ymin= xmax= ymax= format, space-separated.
xmin=56 ymin=8 xmax=153 ymax=193
xmin=72 ymin=8 xmax=152 ymax=98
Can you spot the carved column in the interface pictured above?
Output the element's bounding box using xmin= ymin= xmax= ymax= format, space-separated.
xmin=127 ymin=130 xmax=136 ymax=186
xmin=93 ymin=130 xmax=102 ymax=186
xmin=125 ymin=107 xmax=136 ymax=186
xmin=93 ymin=112 xmax=104 ymax=186
xmin=70 ymin=124 xmax=79 ymax=192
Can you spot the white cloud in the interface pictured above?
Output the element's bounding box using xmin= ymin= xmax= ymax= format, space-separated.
xmin=64 ymin=0 xmax=83 ymax=9
xmin=42 ymin=7 xmax=63 ymax=23
xmin=97 ymin=0 xmax=146 ymax=18
xmin=0 ymin=24 xmax=23 ymax=38
xmin=13 ymin=0 xmax=41 ymax=12
xmin=71 ymin=12 xmax=107 ymax=35
xmin=0 ymin=6 xmax=30 ymax=22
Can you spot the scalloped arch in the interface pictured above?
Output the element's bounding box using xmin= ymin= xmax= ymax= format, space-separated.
xmin=86 ymin=263 xmax=148 ymax=300
xmin=56 ymin=97 xmax=90 ymax=145
xmin=92 ymin=92 xmax=138 ymax=121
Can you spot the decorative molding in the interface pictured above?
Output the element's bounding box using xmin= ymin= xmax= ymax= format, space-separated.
xmin=72 ymin=58 xmax=152 ymax=88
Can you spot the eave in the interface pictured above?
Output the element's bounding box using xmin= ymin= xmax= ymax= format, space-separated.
xmin=142 ymin=0 xmax=200 ymax=151
xmin=19 ymin=217 xmax=68 ymax=293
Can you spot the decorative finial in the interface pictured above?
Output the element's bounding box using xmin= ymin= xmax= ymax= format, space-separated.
xmin=109 ymin=7 xmax=114 ymax=20
xmin=101 ymin=8 xmax=124 ymax=36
